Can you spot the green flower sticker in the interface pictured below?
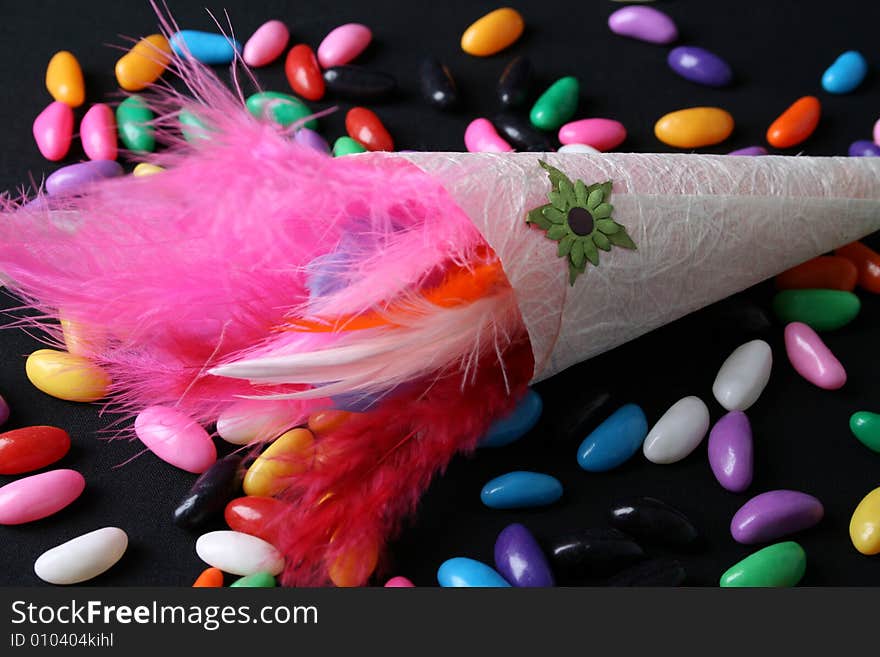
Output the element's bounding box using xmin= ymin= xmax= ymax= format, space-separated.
xmin=526 ymin=160 xmax=637 ymax=285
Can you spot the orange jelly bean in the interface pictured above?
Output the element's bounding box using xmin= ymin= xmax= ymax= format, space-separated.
xmin=328 ymin=540 xmax=379 ymax=587
xmin=192 ymin=567 xmax=224 ymax=587
xmin=835 ymin=241 xmax=880 ymax=293
xmin=345 ymin=107 xmax=394 ymax=151
xmin=115 ymin=34 xmax=172 ymax=91
xmin=460 ymin=8 xmax=525 ymax=57
xmin=45 ymin=51 xmax=85 ymax=107
xmin=766 ymin=96 xmax=821 ymax=149
xmin=307 ymin=409 xmax=351 ymax=434
xmin=654 ymin=107 xmax=734 ymax=148
xmin=775 ymin=255 xmax=858 ymax=291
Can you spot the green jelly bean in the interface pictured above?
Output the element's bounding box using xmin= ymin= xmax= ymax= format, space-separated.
xmin=230 ymin=572 xmax=276 ymax=588
xmin=245 ymin=91 xmax=317 ymax=129
xmin=772 ymin=289 xmax=860 ymax=331
xmin=116 ymin=95 xmax=155 ymax=152
xmin=720 ymin=541 xmax=806 ymax=588
xmin=333 ymin=136 xmax=367 ymax=156
xmin=529 ymin=76 xmax=579 ymax=131
xmin=179 ymin=109 xmax=211 ymax=143
xmin=850 ymin=411 xmax=880 ymax=453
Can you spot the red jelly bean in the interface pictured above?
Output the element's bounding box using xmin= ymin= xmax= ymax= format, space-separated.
xmin=224 ymin=495 xmax=288 ymax=544
xmin=775 ymin=255 xmax=858 ymax=291
xmin=345 ymin=107 xmax=394 ymax=151
xmin=836 ymin=241 xmax=880 ymax=293
xmin=0 ymin=426 xmax=71 ymax=475
xmin=285 ymin=44 xmax=325 ymax=101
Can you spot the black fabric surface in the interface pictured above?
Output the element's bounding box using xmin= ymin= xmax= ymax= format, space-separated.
xmin=1 ymin=0 xmax=880 ymax=586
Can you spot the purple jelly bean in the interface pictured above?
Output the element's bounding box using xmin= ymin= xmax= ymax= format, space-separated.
xmin=849 ymin=140 xmax=880 ymax=157
xmin=728 ymin=146 xmax=768 ymax=156
xmin=707 ymin=411 xmax=753 ymax=492
xmin=494 ymin=523 xmax=555 ymax=587
xmin=294 ymin=128 xmax=330 ymax=154
xmin=46 ymin=160 xmax=124 ymax=196
xmin=608 ymin=6 xmax=678 ymax=45
xmin=667 ymin=46 xmax=733 ymax=87
xmin=730 ymin=490 xmax=824 ymax=544
xmin=0 ymin=394 xmax=9 ymax=427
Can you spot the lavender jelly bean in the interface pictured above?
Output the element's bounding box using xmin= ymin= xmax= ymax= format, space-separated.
xmin=46 ymin=160 xmax=124 ymax=196
xmin=730 ymin=490 xmax=824 ymax=544
xmin=728 ymin=146 xmax=768 ymax=156
xmin=707 ymin=411 xmax=753 ymax=492
xmin=608 ymin=6 xmax=678 ymax=45
xmin=667 ymin=46 xmax=732 ymax=87
xmin=295 ymin=128 xmax=331 ymax=154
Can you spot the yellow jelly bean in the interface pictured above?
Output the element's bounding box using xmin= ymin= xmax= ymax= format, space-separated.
xmin=45 ymin=51 xmax=85 ymax=107
xmin=115 ymin=34 xmax=172 ymax=91
xmin=850 ymin=486 xmax=880 ymax=555
xmin=243 ymin=428 xmax=315 ymax=497
xmin=25 ymin=349 xmax=111 ymax=402
xmin=654 ymin=107 xmax=734 ymax=149
xmin=132 ymin=163 xmax=165 ymax=177
xmin=328 ymin=539 xmax=379 ymax=587
xmin=461 ymin=8 xmax=525 ymax=57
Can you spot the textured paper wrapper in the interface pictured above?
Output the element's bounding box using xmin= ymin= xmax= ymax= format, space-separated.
xmin=400 ymin=152 xmax=880 ymax=381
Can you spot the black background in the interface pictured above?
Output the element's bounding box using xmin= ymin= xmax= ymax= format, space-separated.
xmin=1 ymin=0 xmax=879 ymax=587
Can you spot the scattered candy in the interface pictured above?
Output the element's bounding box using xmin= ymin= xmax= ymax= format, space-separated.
xmin=384 ymin=576 xmax=415 ymax=587
xmin=608 ymin=497 xmax=699 ymax=547
xmin=25 ymin=349 xmax=110 ymax=402
xmin=480 ymin=388 xmax=542 ymax=447
xmin=0 ymin=469 xmax=85 ymax=525
xmin=173 ymin=454 xmax=243 ymax=529
xmin=492 ymin=112 xmax=554 ymax=152
xmin=667 ymin=46 xmax=732 ymax=87
xmin=731 ymin=490 xmax=824 ymax=544
xmin=134 ymin=405 xmax=217 ymax=474
xmin=285 ymin=44 xmax=325 ymax=101
xmin=849 ymin=411 xmax=880 ymax=453
xmin=224 ymin=496 xmax=288 ymax=544
xmin=216 ymin=399 xmax=298 ymax=445
xmin=465 ymin=117 xmax=513 ymax=153
xmin=460 ymin=7 xmax=524 ymax=56
xmin=712 ymin=339 xmax=772 ymax=411
xmin=707 ymin=411 xmax=753 ymax=493
xmin=576 ymin=403 xmax=648 ymax=472
xmin=849 ymin=140 xmax=880 ymax=157
xmin=766 ymin=96 xmax=821 ymax=149
xmin=242 ymin=20 xmax=289 ymax=67
xmin=193 ymin=567 xmax=224 ymax=587
xmin=784 ymin=322 xmax=846 ymax=390
xmin=242 ymin=428 xmax=314 ymax=497
xmin=333 ymin=136 xmax=367 ymax=156
xmin=437 ymin=557 xmax=510 ymax=587
xmin=345 ymin=107 xmax=394 ymax=151
xmin=497 ymin=56 xmax=531 ymax=108
xmin=33 ymin=101 xmax=74 ymax=161
xmin=608 ymin=5 xmax=678 ymax=45
xmin=480 ymin=471 xmax=562 ymax=509
xmin=835 ymin=241 xmax=880 ymax=293
xmin=45 ymin=51 xmax=84 ymax=107
xmin=115 ymin=34 xmax=172 ymax=91
xmin=821 ymin=50 xmax=867 ymax=94
xmin=642 ymin=396 xmax=710 ymax=464
xmin=850 ymin=486 xmax=880 ymax=555
xmin=558 ymin=118 xmax=626 ymax=151
xmin=328 ymin=541 xmax=379 ymax=587
xmin=170 ymin=30 xmax=242 ymax=65
xmin=230 ymin=572 xmax=276 ymax=588
xmin=772 ymin=289 xmax=860 ymax=331
xmin=116 ymin=95 xmax=155 ymax=153
xmin=875 ymin=118 xmax=880 ymax=145
xmin=34 ymin=527 xmax=128 ymax=585
xmin=548 ymin=528 xmax=644 ymax=582
xmin=317 ymin=23 xmax=372 ymax=68
xmin=80 ymin=103 xmax=118 ymax=161
xmin=727 ymin=146 xmax=767 ymax=156
xmin=324 ymin=66 xmax=397 ymax=101
xmin=245 ymin=91 xmax=317 ymax=129
xmin=654 ymin=107 xmax=734 ymax=148
xmin=557 ymin=143 xmax=600 ymax=154
xmin=132 ymin=162 xmax=164 ymax=177
xmin=196 ymin=530 xmax=285 ymax=577
xmin=606 ymin=558 xmax=686 ymax=587
xmin=720 ymin=541 xmax=806 ymax=587
xmin=45 ymin=160 xmax=123 ymax=196
xmin=418 ymin=58 xmax=457 ymax=110
xmin=530 ymin=76 xmax=579 ymax=131
xmin=774 ymin=255 xmax=858 ymax=291
xmin=494 ymin=523 xmax=555 ymax=587
xmin=0 ymin=426 xmax=70 ymax=475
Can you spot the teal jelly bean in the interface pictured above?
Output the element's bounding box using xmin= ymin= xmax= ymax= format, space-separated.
xmin=480 ymin=471 xmax=563 ymax=509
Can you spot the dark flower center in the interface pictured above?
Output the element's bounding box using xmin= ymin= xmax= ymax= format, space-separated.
xmin=567 ymin=206 xmax=594 ymax=236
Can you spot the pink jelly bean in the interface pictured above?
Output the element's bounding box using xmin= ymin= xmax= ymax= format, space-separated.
xmin=558 ymin=118 xmax=626 ymax=151
xmin=385 ymin=576 xmax=415 ymax=587
xmin=608 ymin=6 xmax=678 ymax=45
xmin=0 ymin=469 xmax=85 ymax=525
xmin=33 ymin=100 xmax=74 ymax=161
xmin=317 ymin=23 xmax=372 ymax=68
xmin=134 ymin=406 xmax=217 ymax=473
xmin=874 ymin=117 xmax=880 ymax=146
xmin=80 ymin=104 xmax=117 ymax=161
xmin=465 ymin=118 xmax=513 ymax=153
xmin=243 ymin=20 xmax=290 ymax=67
xmin=784 ymin=322 xmax=846 ymax=390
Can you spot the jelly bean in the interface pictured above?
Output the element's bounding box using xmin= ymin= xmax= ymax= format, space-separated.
xmin=775 ymin=255 xmax=858 ymax=291
xmin=720 ymin=542 xmax=806 ymax=587
xmin=33 ymin=101 xmax=73 ymax=161
xmin=558 ymin=118 xmax=626 ymax=151
xmin=607 ymin=558 xmax=686 ymax=587
xmin=324 ymin=66 xmax=397 ymax=101
xmin=224 ymin=496 xmax=288 ymax=544
xmin=821 ymin=51 xmax=867 ymax=94
xmin=494 ymin=523 xmax=555 ymax=587
xmin=307 ymin=409 xmax=351 ymax=435
xmin=460 ymin=7 xmax=524 ymax=56
xmin=712 ymin=339 xmax=772 ymax=411
xmin=731 ymin=490 xmax=824 ymax=544
xmin=134 ymin=405 xmax=217 ymax=474
xmin=784 ymin=322 xmax=846 ymax=390
xmin=0 ymin=395 xmax=8 ymax=427
xmin=577 ymin=403 xmax=648 ymax=472
xmin=132 ymin=163 xmax=164 ymax=177
xmin=772 ymin=289 xmax=860 ymax=331
xmin=385 ymin=576 xmax=415 ymax=587
xmin=242 ymin=20 xmax=289 ymax=67
xmin=497 ymin=56 xmax=531 ymax=108
xmin=170 ymin=30 xmax=241 ymax=65
xmin=34 ymin=527 xmax=127 ymax=585
xmin=243 ymin=428 xmax=314 ymax=497
xmin=45 ymin=51 xmax=84 ymax=107
xmin=530 ymin=77 xmax=579 ymax=131
xmin=464 ymin=118 xmax=513 ymax=153
xmin=835 ymin=241 xmax=880 ymax=293
xmin=294 ymin=127 xmax=331 ymax=154
xmin=875 ymin=118 xmax=880 ymax=145
xmin=437 ymin=558 xmax=510 ymax=587
xmin=850 ymin=486 xmax=880 ymax=555
xmin=46 ymin=160 xmax=123 ymax=196
xmin=850 ymin=412 xmax=880 ymax=453
xmin=727 ymin=146 xmax=767 ymax=156
xmin=557 ymin=143 xmax=600 ymax=154
xmin=608 ymin=6 xmax=678 ymax=44
xmin=419 ymin=58 xmax=458 ymax=110
xmin=707 ymin=411 xmax=753 ymax=493
xmin=766 ymin=96 xmax=820 ymax=149
xmin=116 ymin=95 xmax=155 ymax=153
xmin=345 ymin=107 xmax=394 ymax=151
xmin=481 ymin=471 xmax=562 ymax=509
xmin=59 ymin=316 xmax=106 ymax=357
xmin=216 ymin=399 xmax=299 ymax=445
xmin=285 ymin=44 xmax=325 ymax=101
xmin=80 ymin=104 xmax=118 ymax=161
xmin=333 ymin=136 xmax=367 ymax=156
xmin=173 ymin=454 xmax=243 ymax=529
xmin=25 ymin=349 xmax=110 ymax=402
xmin=642 ymin=396 xmax=710 ymax=464
xmin=115 ymin=34 xmax=172 ymax=91
xmin=196 ymin=530 xmax=285 ymax=576
xmin=480 ymin=388 xmax=542 ymax=447
xmin=0 ymin=469 xmax=85 ymax=525
xmin=654 ymin=107 xmax=734 ymax=148
xmin=849 ymin=140 xmax=880 ymax=157
xmin=328 ymin=541 xmax=379 ymax=587
xmin=548 ymin=528 xmax=644 ymax=582
xmin=245 ymin=91 xmax=317 ymax=129
xmin=667 ymin=46 xmax=732 ymax=87
xmin=609 ymin=497 xmax=699 ymax=547
xmin=193 ymin=567 xmax=224 ymax=587
xmin=0 ymin=426 xmax=70 ymax=475
xmin=317 ymin=23 xmax=372 ymax=68
xmin=230 ymin=572 xmax=276 ymax=588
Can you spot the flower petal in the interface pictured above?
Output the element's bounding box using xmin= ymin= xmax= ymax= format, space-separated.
xmin=547 ymin=224 xmax=568 ymax=241
xmin=543 ymin=206 xmax=566 ymax=224
xmin=596 ymin=218 xmax=620 ymax=234
xmin=539 ymin=160 xmax=573 ymax=191
xmin=548 ymin=190 xmax=567 ymax=211
xmin=593 ymin=231 xmax=611 ymax=251
xmin=583 ymin=238 xmax=599 ymax=266
xmin=570 ymin=239 xmax=585 ymax=268
xmin=527 ymin=205 xmax=552 ymax=229
xmin=586 ymin=188 xmax=604 ymax=210
xmin=608 ymin=229 xmax=637 ymax=250
xmin=559 ymin=179 xmax=577 ymax=208
xmin=592 ymin=203 xmax=613 ymax=219
xmin=574 ymin=179 xmax=587 ymax=206
xmin=557 ymin=234 xmax=575 ymax=257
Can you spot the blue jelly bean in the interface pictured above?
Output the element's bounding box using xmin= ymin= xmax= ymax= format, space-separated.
xmin=577 ymin=403 xmax=648 ymax=472
xmin=170 ymin=30 xmax=242 ymax=65
xmin=480 ymin=471 xmax=563 ymax=509
xmin=479 ymin=388 xmax=542 ymax=447
xmin=821 ymin=51 xmax=868 ymax=94
xmin=437 ymin=558 xmax=511 ymax=587
xmin=849 ymin=140 xmax=880 ymax=157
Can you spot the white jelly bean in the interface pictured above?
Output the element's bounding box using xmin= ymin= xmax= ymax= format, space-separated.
xmin=643 ymin=396 xmax=710 ymax=464
xmin=712 ymin=340 xmax=772 ymax=411
xmin=34 ymin=527 xmax=128 ymax=585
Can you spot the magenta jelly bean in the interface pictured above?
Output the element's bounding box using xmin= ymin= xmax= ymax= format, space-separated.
xmin=465 ymin=118 xmax=513 ymax=153
xmin=317 ymin=23 xmax=371 ymax=68
xmin=874 ymin=118 xmax=880 ymax=145
xmin=608 ymin=6 xmax=678 ymax=45
xmin=33 ymin=100 xmax=74 ymax=161
xmin=784 ymin=322 xmax=846 ymax=390
xmin=384 ymin=576 xmax=415 ymax=587
xmin=81 ymin=103 xmax=118 ymax=161
xmin=728 ymin=146 xmax=768 ymax=156
xmin=243 ymin=20 xmax=290 ymax=67
xmin=558 ymin=118 xmax=626 ymax=151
